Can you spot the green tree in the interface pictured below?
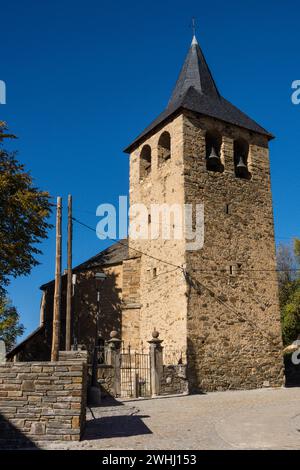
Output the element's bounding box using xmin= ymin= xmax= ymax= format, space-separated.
xmin=0 ymin=295 xmax=24 ymax=351
xmin=277 ymin=239 xmax=300 ymax=345
xmin=281 ymin=283 xmax=300 ymax=346
xmin=294 ymin=238 xmax=300 ymax=265
xmin=0 ymin=121 xmax=52 ymax=291
xmin=277 ymin=243 xmax=296 ymax=308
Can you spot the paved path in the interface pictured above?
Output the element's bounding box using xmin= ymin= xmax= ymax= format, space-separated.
xmin=46 ymin=388 xmax=300 ymax=450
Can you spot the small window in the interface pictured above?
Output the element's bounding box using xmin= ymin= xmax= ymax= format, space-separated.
xmin=228 ymin=264 xmax=242 ymax=276
xmin=140 ymin=145 xmax=152 ymax=180
xmin=158 ymin=131 xmax=171 ymax=166
xmin=205 ymin=130 xmax=223 ymax=172
xmin=148 ymin=213 xmax=151 ymax=224
xmin=225 ymin=204 xmax=230 ymax=215
xmin=234 ymin=139 xmax=250 ymax=179
xmin=153 ymin=267 xmax=157 ymax=278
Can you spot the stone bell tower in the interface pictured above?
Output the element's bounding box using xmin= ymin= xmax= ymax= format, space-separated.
xmin=124 ymin=35 xmax=284 ymax=392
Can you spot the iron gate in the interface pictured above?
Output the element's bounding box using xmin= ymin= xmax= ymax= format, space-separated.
xmin=120 ymin=348 xmax=151 ymax=398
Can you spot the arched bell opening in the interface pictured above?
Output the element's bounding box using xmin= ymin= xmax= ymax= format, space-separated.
xmin=205 ymin=130 xmax=224 ymax=173
xmin=140 ymin=144 xmax=152 ymax=180
xmin=158 ymin=131 xmax=171 ymax=166
xmin=234 ymin=139 xmax=251 ymax=179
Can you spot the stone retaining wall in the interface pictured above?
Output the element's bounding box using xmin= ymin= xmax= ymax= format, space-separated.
xmin=97 ymin=365 xmax=115 ymax=396
xmin=58 ymin=350 xmax=88 ymax=362
xmin=0 ymin=361 xmax=87 ymax=448
xmin=160 ymin=365 xmax=188 ymax=395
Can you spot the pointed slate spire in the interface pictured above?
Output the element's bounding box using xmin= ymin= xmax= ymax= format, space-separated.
xmin=168 ymin=35 xmax=220 ymax=108
xmin=124 ymin=36 xmax=273 ymax=153
xmin=191 ymin=35 xmax=198 ymax=45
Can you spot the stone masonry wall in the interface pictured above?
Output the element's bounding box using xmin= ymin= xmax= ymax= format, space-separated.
xmin=62 ymin=265 xmax=123 ymax=361
xmin=160 ymin=365 xmax=188 ymax=395
xmin=0 ymin=361 xmax=87 ymax=448
xmin=14 ymin=263 xmax=123 ymax=363
xmin=97 ymin=365 xmax=115 ymax=396
xmin=129 ymin=114 xmax=188 ymax=353
xmin=183 ymin=111 xmax=284 ymax=391
xmin=121 ymin=256 xmax=142 ymax=349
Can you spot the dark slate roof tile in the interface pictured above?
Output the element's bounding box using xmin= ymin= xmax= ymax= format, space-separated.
xmin=40 ymin=240 xmax=128 ymax=290
xmin=124 ymin=36 xmax=273 ymax=153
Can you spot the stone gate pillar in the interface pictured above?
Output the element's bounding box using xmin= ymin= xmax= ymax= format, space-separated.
xmin=148 ymin=329 xmax=163 ymax=397
xmin=107 ymin=330 xmax=122 ymax=397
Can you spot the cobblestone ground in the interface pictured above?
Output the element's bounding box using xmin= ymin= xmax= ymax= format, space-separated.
xmin=45 ymin=388 xmax=300 ymax=450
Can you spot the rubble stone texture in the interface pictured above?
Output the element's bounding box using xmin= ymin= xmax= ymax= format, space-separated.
xmin=128 ymin=111 xmax=284 ymax=391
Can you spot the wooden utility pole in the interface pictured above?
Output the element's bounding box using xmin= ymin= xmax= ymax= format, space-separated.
xmin=39 ymin=292 xmax=46 ymax=326
xmin=51 ymin=196 xmax=62 ymax=361
xmin=65 ymin=195 xmax=72 ymax=350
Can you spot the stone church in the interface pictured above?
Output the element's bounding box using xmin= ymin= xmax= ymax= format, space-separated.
xmin=8 ymin=35 xmax=284 ymax=391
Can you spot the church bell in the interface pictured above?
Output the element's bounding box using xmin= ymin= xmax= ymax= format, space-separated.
xmin=236 ymin=156 xmax=248 ymax=178
xmin=207 ymin=146 xmax=221 ymax=170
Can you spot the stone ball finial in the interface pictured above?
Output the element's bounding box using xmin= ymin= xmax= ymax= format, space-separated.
xmin=110 ymin=330 xmax=118 ymax=339
xmin=152 ymin=329 xmax=159 ymax=339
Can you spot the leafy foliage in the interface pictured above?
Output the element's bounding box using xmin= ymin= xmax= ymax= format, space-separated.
xmin=0 ymin=121 xmax=52 ymax=291
xmin=277 ymin=239 xmax=300 ymax=345
xmin=294 ymin=238 xmax=300 ymax=265
xmin=0 ymin=121 xmax=52 ymax=349
xmin=281 ymin=282 xmax=300 ymax=346
xmin=0 ymin=295 xmax=24 ymax=351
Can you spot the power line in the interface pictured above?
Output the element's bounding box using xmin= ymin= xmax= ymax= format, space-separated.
xmin=71 ymin=215 xmax=290 ymax=346
xmin=73 ymin=204 xmax=297 ymax=240
xmin=182 ymin=270 xmax=277 ymax=345
xmin=192 ymin=268 xmax=300 ymax=273
xmin=72 ymin=217 xmax=182 ymax=271
xmin=72 ymin=216 xmax=300 ymax=274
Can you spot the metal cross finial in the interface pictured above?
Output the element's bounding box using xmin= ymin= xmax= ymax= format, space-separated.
xmin=191 ymin=17 xmax=196 ymax=37
xmin=190 ymin=17 xmax=198 ymax=45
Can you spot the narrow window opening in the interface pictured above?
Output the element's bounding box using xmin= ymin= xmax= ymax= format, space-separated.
xmin=153 ymin=267 xmax=157 ymax=278
xmin=225 ymin=204 xmax=230 ymax=215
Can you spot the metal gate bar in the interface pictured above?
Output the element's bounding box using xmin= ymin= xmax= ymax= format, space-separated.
xmin=119 ymin=348 xmax=151 ymax=398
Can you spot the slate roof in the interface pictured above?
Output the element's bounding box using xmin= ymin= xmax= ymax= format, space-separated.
xmin=6 ymin=325 xmax=45 ymax=359
xmin=40 ymin=239 xmax=128 ymax=290
xmin=73 ymin=239 xmax=128 ymax=271
xmin=124 ymin=36 xmax=273 ymax=153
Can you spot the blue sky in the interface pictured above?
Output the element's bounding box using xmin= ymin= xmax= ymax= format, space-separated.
xmin=1 ymin=0 xmax=300 ymax=339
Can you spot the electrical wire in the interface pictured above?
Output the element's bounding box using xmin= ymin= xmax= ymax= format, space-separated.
xmin=71 ymin=215 xmax=297 ymax=346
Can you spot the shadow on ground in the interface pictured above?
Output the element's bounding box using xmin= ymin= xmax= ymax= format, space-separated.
xmin=97 ymin=395 xmax=125 ymax=407
xmin=84 ymin=394 xmax=152 ymax=441
xmin=83 ymin=414 xmax=152 ymax=440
